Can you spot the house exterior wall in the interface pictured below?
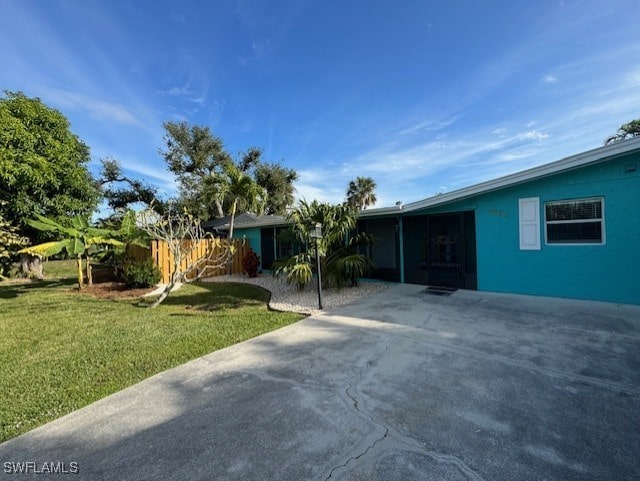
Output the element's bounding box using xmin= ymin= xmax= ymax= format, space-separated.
xmin=480 ymin=153 xmax=638 ymax=304
xmin=410 ymin=152 xmax=639 ymax=304
xmin=230 ymin=149 xmax=639 ymax=305
xmin=232 ymin=227 xmax=262 ymax=265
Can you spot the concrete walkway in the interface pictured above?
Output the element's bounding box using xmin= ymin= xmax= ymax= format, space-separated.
xmin=1 ymin=285 xmax=639 ymax=480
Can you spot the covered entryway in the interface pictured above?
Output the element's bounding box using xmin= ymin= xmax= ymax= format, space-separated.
xmin=403 ymin=211 xmax=477 ymax=289
xmin=357 ymin=217 xmax=401 ymax=282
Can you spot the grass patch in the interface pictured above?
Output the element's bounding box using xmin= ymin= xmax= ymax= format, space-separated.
xmin=0 ymin=261 xmax=304 ymax=443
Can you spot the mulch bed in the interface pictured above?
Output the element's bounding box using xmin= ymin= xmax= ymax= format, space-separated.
xmin=77 ymin=282 xmax=156 ymax=300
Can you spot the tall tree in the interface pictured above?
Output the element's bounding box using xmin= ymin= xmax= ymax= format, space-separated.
xmin=254 ymin=162 xmax=298 ymax=215
xmin=605 ymin=119 xmax=640 ymax=144
xmin=160 ymin=121 xmax=230 ymax=219
xmin=160 ymin=121 xmax=297 ymax=218
xmin=0 ymin=91 xmax=100 ymax=239
xmin=346 ymin=176 xmax=377 ymax=210
xmin=216 ymin=160 xmax=267 ymax=219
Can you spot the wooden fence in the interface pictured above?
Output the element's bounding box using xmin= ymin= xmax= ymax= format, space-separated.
xmin=127 ymin=239 xmax=251 ymax=284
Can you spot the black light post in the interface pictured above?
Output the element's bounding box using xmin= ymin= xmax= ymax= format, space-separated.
xmin=310 ymin=222 xmax=323 ymax=310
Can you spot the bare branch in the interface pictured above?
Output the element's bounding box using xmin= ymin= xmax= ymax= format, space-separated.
xmin=137 ymin=205 xmax=239 ymax=307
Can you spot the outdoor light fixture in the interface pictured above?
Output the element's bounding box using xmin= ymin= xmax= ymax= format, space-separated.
xmin=309 ymin=222 xmax=323 ymax=309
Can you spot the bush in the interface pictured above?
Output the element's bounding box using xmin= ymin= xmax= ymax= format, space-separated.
xmin=123 ymin=258 xmax=161 ymax=289
xmin=242 ymin=250 xmax=261 ymax=278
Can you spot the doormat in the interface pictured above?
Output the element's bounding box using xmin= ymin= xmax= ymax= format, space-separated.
xmin=424 ymin=286 xmax=457 ymax=296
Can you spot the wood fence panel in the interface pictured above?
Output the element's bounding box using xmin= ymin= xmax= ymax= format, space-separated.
xmin=142 ymin=238 xmax=250 ymax=284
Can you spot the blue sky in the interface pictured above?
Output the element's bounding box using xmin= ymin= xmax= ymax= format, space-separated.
xmin=1 ymin=0 xmax=639 ymax=209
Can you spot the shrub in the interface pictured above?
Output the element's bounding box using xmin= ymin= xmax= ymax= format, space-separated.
xmin=242 ymin=250 xmax=261 ymax=278
xmin=123 ymin=258 xmax=161 ymax=289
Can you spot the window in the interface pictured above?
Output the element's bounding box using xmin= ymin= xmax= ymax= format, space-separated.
xmin=545 ymin=198 xmax=604 ymax=244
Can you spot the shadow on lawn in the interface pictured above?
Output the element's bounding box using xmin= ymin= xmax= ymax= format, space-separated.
xmin=145 ymin=281 xmax=271 ymax=312
xmin=0 ymin=278 xmax=78 ymax=299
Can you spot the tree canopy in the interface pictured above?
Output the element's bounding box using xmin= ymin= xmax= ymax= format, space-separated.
xmin=160 ymin=121 xmax=297 ymax=219
xmin=255 ymin=162 xmax=298 ymax=215
xmin=98 ymin=157 xmax=162 ymax=212
xmin=0 ymin=91 xmax=99 ymax=240
xmin=605 ymin=119 xmax=640 ymax=145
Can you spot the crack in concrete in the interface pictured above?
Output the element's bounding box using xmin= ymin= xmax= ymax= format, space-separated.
xmin=323 ymin=337 xmax=398 ymax=480
xmin=324 ymin=334 xmax=486 ymax=481
xmin=325 ymin=315 xmax=640 ymax=396
xmin=386 ymin=431 xmax=486 ymax=481
xmin=323 ymin=428 xmax=389 ymax=481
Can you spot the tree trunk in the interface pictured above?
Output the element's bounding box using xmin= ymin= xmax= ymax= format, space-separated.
xmin=149 ymin=271 xmax=180 ymax=308
xmin=85 ymin=255 xmax=93 ymax=286
xmin=76 ymin=256 xmax=84 ymax=290
xmin=215 ymin=199 xmax=224 ymax=218
xmin=18 ymin=254 xmax=44 ymax=280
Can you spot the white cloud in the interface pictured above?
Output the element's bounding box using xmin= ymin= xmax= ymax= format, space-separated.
xmin=492 ymin=127 xmax=507 ymax=135
xmin=543 ymin=74 xmax=558 ymax=83
xmin=518 ymin=130 xmax=550 ymax=141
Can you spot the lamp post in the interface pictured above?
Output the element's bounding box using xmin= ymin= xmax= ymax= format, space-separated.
xmin=309 ymin=222 xmax=323 ymax=310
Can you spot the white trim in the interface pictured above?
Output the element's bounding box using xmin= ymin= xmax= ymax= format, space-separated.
xmin=519 ymin=197 xmax=541 ymax=250
xmin=544 ymin=197 xmax=605 ymax=246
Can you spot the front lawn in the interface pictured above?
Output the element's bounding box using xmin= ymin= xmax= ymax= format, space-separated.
xmin=0 ymin=261 xmax=304 ymax=443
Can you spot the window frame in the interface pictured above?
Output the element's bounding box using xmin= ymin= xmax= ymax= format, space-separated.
xmin=544 ymin=197 xmax=605 ymax=246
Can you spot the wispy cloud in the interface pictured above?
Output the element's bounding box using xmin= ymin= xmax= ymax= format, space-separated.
xmin=543 ymin=74 xmax=558 ymax=84
xmin=42 ymin=88 xmax=142 ymax=126
xmin=397 ymin=115 xmax=461 ymax=136
xmin=159 ymin=83 xmax=206 ymax=105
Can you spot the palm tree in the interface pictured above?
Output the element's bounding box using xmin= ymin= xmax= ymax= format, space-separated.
xmin=273 ymin=200 xmax=374 ymax=289
xmin=214 ymin=160 xmax=267 ymax=238
xmin=605 ymin=119 xmax=640 ymax=145
xmin=346 ymin=176 xmax=377 ymax=210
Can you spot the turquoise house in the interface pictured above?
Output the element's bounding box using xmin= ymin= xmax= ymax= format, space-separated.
xmin=232 ymin=138 xmax=640 ymax=305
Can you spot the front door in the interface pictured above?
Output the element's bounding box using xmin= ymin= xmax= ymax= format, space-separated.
xmin=427 ymin=214 xmax=464 ymax=288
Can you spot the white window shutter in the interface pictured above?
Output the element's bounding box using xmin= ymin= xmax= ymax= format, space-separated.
xmin=519 ymin=197 xmax=540 ymax=250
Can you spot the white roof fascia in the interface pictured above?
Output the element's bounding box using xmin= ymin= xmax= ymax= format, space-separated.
xmin=358 ymin=206 xmax=405 ymax=218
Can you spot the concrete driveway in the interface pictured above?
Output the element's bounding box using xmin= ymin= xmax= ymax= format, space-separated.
xmin=1 ymin=284 xmax=639 ymax=480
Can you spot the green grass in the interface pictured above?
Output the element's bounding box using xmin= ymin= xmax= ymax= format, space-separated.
xmin=0 ymin=260 xmax=304 ymax=443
